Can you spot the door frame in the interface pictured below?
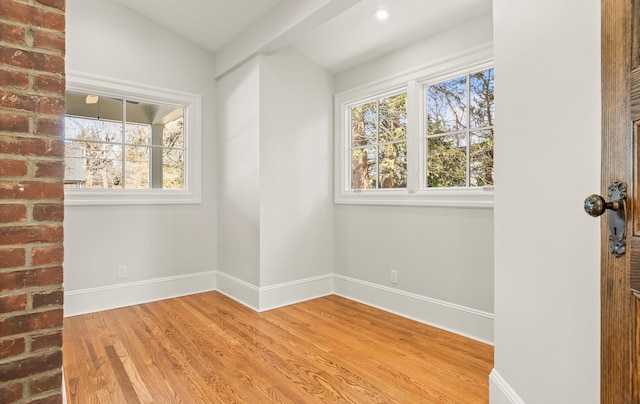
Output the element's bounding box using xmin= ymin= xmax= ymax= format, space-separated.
xmin=601 ymin=0 xmax=635 ymax=402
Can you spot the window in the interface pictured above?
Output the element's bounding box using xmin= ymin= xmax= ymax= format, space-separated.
xmin=335 ymin=58 xmax=494 ymax=207
xmin=350 ymin=91 xmax=407 ymax=189
xmin=425 ymin=69 xmax=494 ymax=188
xmin=65 ymin=72 xmax=202 ymax=205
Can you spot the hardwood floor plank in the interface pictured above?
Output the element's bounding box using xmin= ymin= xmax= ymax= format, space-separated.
xmin=63 ymin=292 xmax=493 ymax=403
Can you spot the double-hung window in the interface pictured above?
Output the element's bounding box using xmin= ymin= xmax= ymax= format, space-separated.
xmin=335 ymin=60 xmax=494 ymax=207
xmin=64 ymin=72 xmax=202 ymax=205
xmin=350 ymin=91 xmax=407 ymax=189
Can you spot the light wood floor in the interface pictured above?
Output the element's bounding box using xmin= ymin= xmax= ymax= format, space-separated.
xmin=63 ymin=292 xmax=493 ymax=403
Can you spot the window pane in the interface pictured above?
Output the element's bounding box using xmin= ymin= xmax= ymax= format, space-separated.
xmin=470 ymin=130 xmax=494 ymax=187
xmin=379 ymin=142 xmax=407 ymax=188
xmin=426 ymin=75 xmax=467 ymax=135
xmin=163 ymin=149 xmax=185 ymax=189
xmin=66 ymin=90 xmax=123 ymax=135
xmin=125 ymin=122 xmax=151 ymax=145
xmin=426 ymin=134 xmax=467 ymax=188
xmin=379 ymin=93 xmax=407 ymax=143
xmin=351 ymin=101 xmax=377 ymax=147
xmin=470 ymin=69 xmax=494 ymax=129
xmin=351 ymin=147 xmax=377 ymax=189
xmin=163 ymin=113 xmax=184 ymax=148
xmin=125 ymin=146 xmax=150 ymax=189
xmin=64 ymin=141 xmax=86 ymax=187
xmin=65 ymin=141 xmax=122 ymax=189
xmin=65 ymin=116 xmax=123 ymax=143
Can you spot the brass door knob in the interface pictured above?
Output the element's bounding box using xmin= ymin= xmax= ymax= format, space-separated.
xmin=584 ymin=194 xmax=623 ymax=217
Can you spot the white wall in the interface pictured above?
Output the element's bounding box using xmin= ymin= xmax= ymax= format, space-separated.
xmin=64 ymin=0 xmax=217 ymax=314
xmin=491 ymin=0 xmax=601 ymax=403
xmin=333 ymin=12 xmax=495 ymax=343
xmin=259 ymin=48 xmax=334 ymax=286
xmin=217 ymin=58 xmax=261 ymax=288
xmin=217 ymin=49 xmax=335 ymax=308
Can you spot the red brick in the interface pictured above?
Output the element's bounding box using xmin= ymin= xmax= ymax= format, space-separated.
xmin=0 ymin=309 xmax=63 ymax=336
xmin=41 ymin=10 xmax=65 ymax=33
xmin=34 ymin=30 xmax=65 ymax=53
xmin=0 ymin=382 xmax=23 ymax=403
xmin=31 ymin=330 xmax=62 ymax=352
xmin=28 ymin=393 xmax=63 ymax=404
xmin=0 ymin=113 xmax=30 ymax=133
xmin=32 ymin=289 xmax=63 ymax=308
xmin=0 ymin=70 xmax=29 ymax=90
xmin=35 ymin=118 xmax=63 ymax=137
xmin=33 ymin=75 xmax=64 ymax=95
xmin=0 ymin=267 xmax=62 ymax=291
xmin=36 ymin=0 xmax=66 ymax=11
xmin=36 ymin=95 xmax=64 ymax=115
xmin=34 ymin=160 xmax=64 ymax=179
xmin=0 ymin=248 xmax=25 ymax=268
xmin=33 ymin=203 xmax=63 ymax=222
xmin=0 ymin=337 xmax=25 ymax=359
xmin=0 ymin=180 xmax=64 ymax=200
xmin=0 ymin=158 xmax=28 ymax=176
xmin=31 ymin=371 xmax=62 ymax=394
xmin=31 ymin=245 xmax=64 ymax=266
xmin=0 ymin=350 xmax=62 ymax=380
xmin=0 ymin=47 xmax=64 ymax=74
xmin=0 ymin=2 xmax=65 ymax=32
xmin=0 ymin=293 xmax=28 ymax=314
xmin=0 ymin=204 xmax=27 ymax=223
xmin=0 ymin=90 xmax=37 ymax=112
xmin=0 ymin=136 xmax=64 ymax=157
xmin=0 ymin=225 xmax=63 ymax=245
xmin=0 ymin=20 xmax=26 ymax=46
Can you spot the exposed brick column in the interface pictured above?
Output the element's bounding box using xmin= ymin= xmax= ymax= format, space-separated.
xmin=0 ymin=0 xmax=66 ymax=403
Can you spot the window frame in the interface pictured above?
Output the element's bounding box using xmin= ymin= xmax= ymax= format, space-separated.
xmin=65 ymin=71 xmax=202 ymax=206
xmin=334 ymin=55 xmax=494 ymax=208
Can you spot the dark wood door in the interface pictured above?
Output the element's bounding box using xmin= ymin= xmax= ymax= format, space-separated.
xmin=602 ymin=0 xmax=639 ymax=402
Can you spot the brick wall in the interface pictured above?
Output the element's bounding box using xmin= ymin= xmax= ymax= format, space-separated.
xmin=0 ymin=0 xmax=65 ymax=403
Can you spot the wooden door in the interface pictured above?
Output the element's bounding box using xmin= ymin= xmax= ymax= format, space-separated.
xmin=602 ymin=0 xmax=639 ymax=402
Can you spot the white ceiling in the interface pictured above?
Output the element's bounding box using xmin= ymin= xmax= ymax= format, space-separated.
xmin=294 ymin=0 xmax=493 ymax=73
xmin=109 ymin=0 xmax=283 ymax=53
xmin=109 ymin=0 xmax=492 ymax=74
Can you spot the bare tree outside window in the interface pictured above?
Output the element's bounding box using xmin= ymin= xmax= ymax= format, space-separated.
xmin=64 ymin=91 xmax=185 ymax=190
xmin=350 ymin=92 xmax=407 ymax=190
xmin=426 ymin=68 xmax=494 ymax=188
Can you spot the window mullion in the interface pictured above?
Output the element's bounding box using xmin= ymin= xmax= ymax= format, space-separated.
xmin=465 ymin=74 xmax=471 ymax=187
xmin=375 ymin=98 xmax=380 ymax=189
xmin=406 ymin=80 xmax=419 ymax=193
xmin=121 ymin=99 xmax=126 ymax=189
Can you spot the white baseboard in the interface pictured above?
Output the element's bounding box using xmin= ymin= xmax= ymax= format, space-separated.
xmin=489 ymin=369 xmax=525 ymax=404
xmin=216 ymin=271 xmax=333 ymax=311
xmin=215 ymin=271 xmax=260 ymax=310
xmin=334 ymin=274 xmax=494 ymax=344
xmin=64 ymin=270 xmax=493 ymax=345
xmin=259 ymin=274 xmax=333 ymax=311
xmin=64 ymin=271 xmax=217 ymax=317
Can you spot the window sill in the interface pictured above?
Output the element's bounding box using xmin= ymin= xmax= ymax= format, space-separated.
xmin=64 ymin=189 xmax=201 ymax=206
xmin=334 ymin=187 xmax=494 ymax=208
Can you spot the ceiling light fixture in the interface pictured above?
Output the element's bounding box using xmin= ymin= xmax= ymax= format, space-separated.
xmin=375 ymin=8 xmax=389 ymax=21
xmin=85 ymin=95 xmax=99 ymax=104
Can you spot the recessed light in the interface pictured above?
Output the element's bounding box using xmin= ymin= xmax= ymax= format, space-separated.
xmin=375 ymin=8 xmax=389 ymax=21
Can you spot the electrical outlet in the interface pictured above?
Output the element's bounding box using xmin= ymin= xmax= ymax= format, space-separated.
xmin=117 ymin=265 xmax=127 ymax=279
xmin=390 ymin=270 xmax=398 ymax=284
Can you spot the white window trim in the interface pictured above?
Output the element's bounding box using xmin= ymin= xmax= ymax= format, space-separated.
xmin=334 ymin=51 xmax=494 ymax=208
xmin=65 ymin=71 xmax=202 ymax=206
